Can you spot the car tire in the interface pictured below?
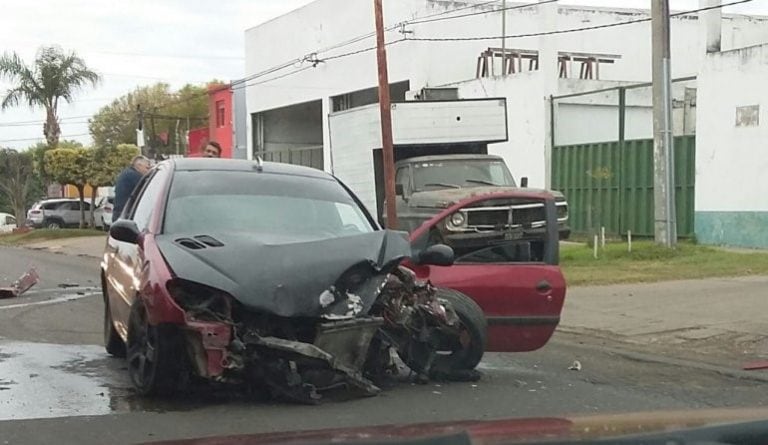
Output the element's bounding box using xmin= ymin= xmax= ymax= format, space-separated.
xmin=102 ymin=219 xmax=109 ymax=232
xmin=44 ymin=219 xmax=62 ymax=230
xmin=126 ymin=299 xmax=186 ymax=397
xmin=102 ymin=275 xmax=126 ymax=358
xmin=400 ymin=288 xmax=487 ymax=377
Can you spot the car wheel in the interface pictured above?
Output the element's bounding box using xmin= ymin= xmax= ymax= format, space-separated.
xmin=44 ymin=219 xmax=62 ymax=230
xmin=102 ymin=276 xmax=126 ymax=357
xmin=126 ymin=299 xmax=186 ymax=396
xmin=102 ymin=218 xmax=109 ymax=232
xmin=401 ymin=288 xmax=487 ymax=378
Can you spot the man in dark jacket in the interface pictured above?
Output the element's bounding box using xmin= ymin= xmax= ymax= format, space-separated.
xmin=113 ymin=155 xmax=151 ymax=219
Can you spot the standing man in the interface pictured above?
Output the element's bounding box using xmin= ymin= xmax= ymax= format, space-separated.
xmin=203 ymin=141 xmax=222 ymax=158
xmin=113 ymin=155 xmax=151 ymax=219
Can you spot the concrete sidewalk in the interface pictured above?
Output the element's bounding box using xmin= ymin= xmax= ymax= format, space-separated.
xmin=26 ymin=235 xmax=768 ymax=365
xmin=25 ymin=235 xmax=106 ymax=259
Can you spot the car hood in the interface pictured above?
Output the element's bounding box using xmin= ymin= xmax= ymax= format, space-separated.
xmin=408 ymin=186 xmax=564 ymax=209
xmin=144 ymin=408 xmax=768 ymax=445
xmin=155 ymin=230 xmax=412 ymax=318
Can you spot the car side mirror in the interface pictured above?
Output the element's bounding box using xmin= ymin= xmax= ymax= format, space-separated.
xmin=414 ymin=243 xmax=454 ymax=266
xmin=520 ymin=177 xmax=529 ymax=188
xmin=395 ymin=183 xmax=405 ymax=196
xmin=109 ymin=219 xmax=140 ymax=244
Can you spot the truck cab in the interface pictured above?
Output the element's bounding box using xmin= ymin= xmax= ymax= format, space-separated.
xmin=386 ymin=154 xmax=569 ymax=259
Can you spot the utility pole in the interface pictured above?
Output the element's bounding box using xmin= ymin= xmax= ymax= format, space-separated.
xmin=501 ymin=0 xmax=507 ymax=76
xmin=374 ymin=0 xmax=397 ymax=229
xmin=651 ymin=0 xmax=677 ymax=247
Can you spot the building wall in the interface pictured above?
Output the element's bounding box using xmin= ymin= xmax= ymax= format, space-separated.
xmin=232 ymin=86 xmax=248 ymax=159
xmin=208 ymin=86 xmax=233 ymax=158
xmin=695 ymin=43 xmax=768 ymax=248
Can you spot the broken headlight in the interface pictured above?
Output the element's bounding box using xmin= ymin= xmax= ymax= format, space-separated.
xmin=166 ymin=279 xmax=232 ymax=322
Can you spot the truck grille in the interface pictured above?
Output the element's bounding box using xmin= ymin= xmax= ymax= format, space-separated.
xmin=464 ymin=202 xmax=547 ymax=229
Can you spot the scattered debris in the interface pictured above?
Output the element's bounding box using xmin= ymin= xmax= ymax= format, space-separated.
xmin=0 ymin=268 xmax=39 ymax=299
xmin=569 ymin=360 xmax=582 ymax=371
xmin=743 ymin=360 xmax=768 ymax=371
xmin=57 ymin=283 xmax=79 ymax=289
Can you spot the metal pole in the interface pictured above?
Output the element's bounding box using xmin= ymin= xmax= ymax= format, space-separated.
xmin=618 ymin=87 xmax=626 ymax=234
xmin=374 ymin=0 xmax=398 ymax=229
xmin=501 ymin=0 xmax=507 ymax=76
xmin=651 ymin=0 xmax=676 ymax=247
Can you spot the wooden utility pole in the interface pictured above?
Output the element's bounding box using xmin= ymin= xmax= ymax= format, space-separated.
xmin=374 ymin=0 xmax=398 ymax=229
xmin=501 ymin=0 xmax=507 ymax=76
xmin=651 ymin=0 xmax=677 ymax=247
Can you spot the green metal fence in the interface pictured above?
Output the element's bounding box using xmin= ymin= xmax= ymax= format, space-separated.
xmin=551 ymin=135 xmax=695 ymax=237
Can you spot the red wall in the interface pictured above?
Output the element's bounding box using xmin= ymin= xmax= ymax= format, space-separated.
xmin=208 ymin=84 xmax=233 ymax=158
xmin=187 ymin=127 xmax=210 ymax=157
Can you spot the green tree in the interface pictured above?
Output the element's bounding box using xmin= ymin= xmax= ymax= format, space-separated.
xmin=0 ymin=46 xmax=100 ymax=148
xmin=85 ymin=144 xmax=139 ymax=226
xmin=45 ymin=148 xmax=90 ymax=228
xmin=89 ymin=82 xmax=210 ymax=155
xmin=28 ymin=139 xmax=84 ymax=182
xmin=0 ymin=148 xmax=37 ymax=227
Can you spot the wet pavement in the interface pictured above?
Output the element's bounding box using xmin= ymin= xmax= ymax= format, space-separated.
xmin=2 ymin=246 xmax=768 ymax=444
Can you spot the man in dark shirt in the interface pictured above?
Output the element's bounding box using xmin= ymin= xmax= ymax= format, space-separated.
xmin=113 ymin=155 xmax=151 ymax=219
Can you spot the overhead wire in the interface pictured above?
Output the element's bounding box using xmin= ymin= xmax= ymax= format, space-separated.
xmin=406 ymin=0 xmax=753 ymax=41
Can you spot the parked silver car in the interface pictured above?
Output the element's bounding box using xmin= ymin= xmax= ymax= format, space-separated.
xmin=26 ymin=198 xmax=96 ymax=229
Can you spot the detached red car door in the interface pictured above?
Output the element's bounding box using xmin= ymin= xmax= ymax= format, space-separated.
xmin=407 ymin=191 xmax=566 ymax=353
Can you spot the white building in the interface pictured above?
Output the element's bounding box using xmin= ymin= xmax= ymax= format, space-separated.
xmin=695 ymin=43 xmax=768 ymax=248
xmin=243 ymin=0 xmax=768 ymax=245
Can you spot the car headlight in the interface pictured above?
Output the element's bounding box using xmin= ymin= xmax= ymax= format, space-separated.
xmin=556 ymin=204 xmax=568 ymax=220
xmin=447 ymin=212 xmax=466 ymax=229
xmin=167 ymin=279 xmax=232 ymax=321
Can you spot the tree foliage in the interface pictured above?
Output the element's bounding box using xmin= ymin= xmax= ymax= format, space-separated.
xmin=0 ymin=46 xmax=99 ymax=148
xmin=89 ymin=82 xmax=210 ymax=155
xmin=84 ymin=144 xmax=139 ymax=225
xmin=0 ymin=148 xmax=37 ymax=227
xmin=45 ymin=148 xmax=91 ymax=228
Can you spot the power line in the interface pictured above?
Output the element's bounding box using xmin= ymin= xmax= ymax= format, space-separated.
xmin=406 ymin=0 xmax=753 ymax=41
xmin=0 ymin=133 xmax=90 ymax=143
xmin=86 ymin=50 xmax=244 ymax=61
xmin=0 ymin=120 xmax=91 ymax=128
xmin=0 ymin=115 xmax=93 ymax=125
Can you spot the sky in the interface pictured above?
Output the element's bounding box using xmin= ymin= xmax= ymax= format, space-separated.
xmin=1 ymin=0 xmax=766 ymax=150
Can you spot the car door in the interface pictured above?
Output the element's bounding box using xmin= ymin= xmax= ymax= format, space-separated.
xmin=105 ymin=169 xmax=166 ymax=337
xmin=408 ymin=191 xmax=566 ymax=353
xmin=1 ymin=215 xmax=15 ymax=233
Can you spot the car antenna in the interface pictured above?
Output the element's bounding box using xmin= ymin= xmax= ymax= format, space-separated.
xmin=254 ymin=155 xmax=264 ymax=172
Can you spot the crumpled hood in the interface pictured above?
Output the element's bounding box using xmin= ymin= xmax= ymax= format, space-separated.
xmin=155 ymin=230 xmax=412 ymax=318
xmin=408 ymin=186 xmax=564 ymax=209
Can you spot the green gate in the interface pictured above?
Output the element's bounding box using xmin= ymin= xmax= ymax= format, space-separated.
xmin=551 ymin=135 xmax=695 ymax=237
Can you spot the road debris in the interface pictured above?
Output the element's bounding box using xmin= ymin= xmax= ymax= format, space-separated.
xmin=569 ymin=360 xmax=582 ymax=371
xmin=57 ymin=283 xmax=79 ymax=289
xmin=0 ymin=269 xmax=39 ymax=299
xmin=742 ymin=360 xmax=768 ymax=371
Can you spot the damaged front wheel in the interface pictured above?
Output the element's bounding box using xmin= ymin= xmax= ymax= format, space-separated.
xmin=126 ymin=299 xmax=187 ymax=396
xmin=401 ymin=288 xmax=487 ymax=380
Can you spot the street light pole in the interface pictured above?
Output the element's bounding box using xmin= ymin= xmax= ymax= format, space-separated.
xmin=651 ymin=0 xmax=677 ymax=247
xmin=374 ymin=0 xmax=398 ymax=229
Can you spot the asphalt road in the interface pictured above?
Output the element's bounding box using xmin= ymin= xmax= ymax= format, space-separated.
xmin=0 ymin=246 xmax=767 ymax=444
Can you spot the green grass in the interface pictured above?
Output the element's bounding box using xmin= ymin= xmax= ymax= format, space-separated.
xmin=0 ymin=228 xmax=105 ymax=246
xmin=561 ymin=241 xmax=768 ymax=286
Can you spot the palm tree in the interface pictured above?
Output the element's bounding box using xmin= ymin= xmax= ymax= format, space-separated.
xmin=0 ymin=46 xmax=100 ymax=148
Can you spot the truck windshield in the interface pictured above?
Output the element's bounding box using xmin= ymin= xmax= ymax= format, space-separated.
xmin=412 ymin=160 xmax=516 ymax=191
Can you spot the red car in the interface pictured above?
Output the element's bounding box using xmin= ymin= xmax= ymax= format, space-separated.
xmin=101 ymin=158 xmax=565 ymax=401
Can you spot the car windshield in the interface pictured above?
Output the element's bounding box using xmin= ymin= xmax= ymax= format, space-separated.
xmin=412 ymin=160 xmax=516 ymax=191
xmin=164 ymin=170 xmax=374 ymax=239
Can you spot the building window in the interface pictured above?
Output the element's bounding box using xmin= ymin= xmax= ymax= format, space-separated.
xmin=216 ymin=100 xmax=226 ymax=128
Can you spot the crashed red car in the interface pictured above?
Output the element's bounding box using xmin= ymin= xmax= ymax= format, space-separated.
xmin=101 ymin=158 xmax=565 ymax=402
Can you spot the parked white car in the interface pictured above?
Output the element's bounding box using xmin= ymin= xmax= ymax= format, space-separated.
xmin=94 ymin=196 xmax=114 ymax=231
xmin=0 ymin=212 xmax=17 ymax=233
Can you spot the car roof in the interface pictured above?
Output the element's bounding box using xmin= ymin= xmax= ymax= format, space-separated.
xmin=38 ymin=198 xmax=78 ymax=204
xmin=0 ymin=212 xmax=14 ymax=217
xmin=169 ymin=158 xmax=333 ymax=180
xmin=400 ymin=154 xmax=504 ymax=164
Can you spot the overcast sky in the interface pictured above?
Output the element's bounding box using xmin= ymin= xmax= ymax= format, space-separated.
xmin=1 ymin=0 xmax=766 ymax=150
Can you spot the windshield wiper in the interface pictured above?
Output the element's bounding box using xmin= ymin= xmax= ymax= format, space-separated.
xmin=422 ymin=182 xmax=461 ymax=189
xmin=465 ymin=179 xmax=498 ymax=186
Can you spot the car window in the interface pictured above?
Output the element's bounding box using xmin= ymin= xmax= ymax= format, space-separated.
xmin=4 ymin=215 xmax=14 ymax=225
xmin=43 ymin=202 xmax=61 ymax=210
xmin=395 ymin=167 xmax=410 ymax=194
xmin=129 ymin=170 xmax=165 ymax=232
xmin=164 ymin=170 xmax=374 ymax=239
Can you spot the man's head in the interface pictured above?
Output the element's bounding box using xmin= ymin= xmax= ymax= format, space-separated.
xmin=131 ymin=155 xmax=151 ymax=175
xmin=204 ymin=141 xmax=222 ymax=158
